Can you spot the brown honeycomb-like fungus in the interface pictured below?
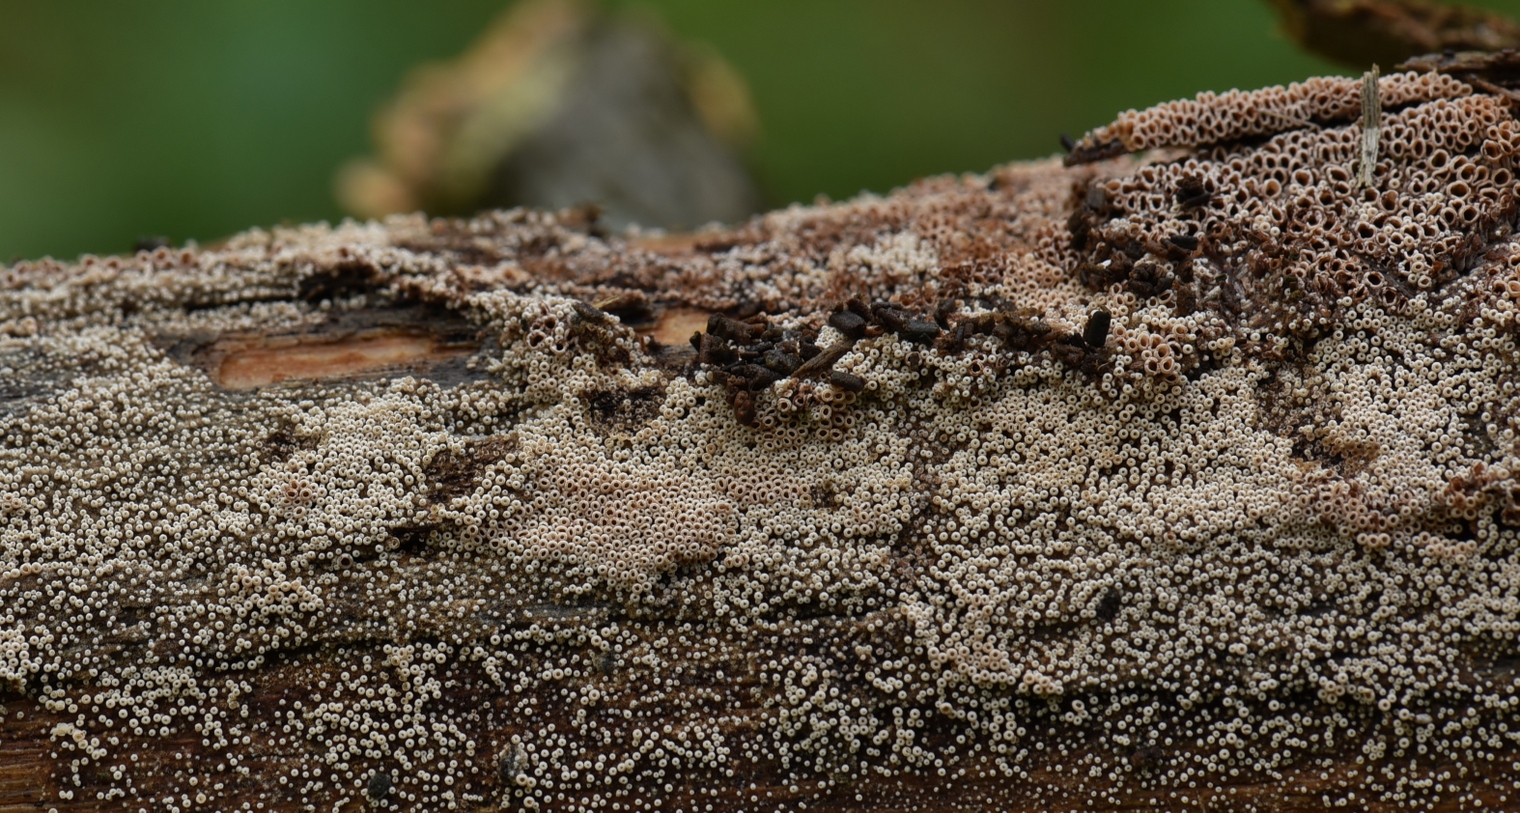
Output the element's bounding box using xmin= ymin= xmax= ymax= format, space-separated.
xmin=6 ymin=72 xmax=1520 ymax=813
xmin=1063 ymin=69 xmax=1473 ymax=165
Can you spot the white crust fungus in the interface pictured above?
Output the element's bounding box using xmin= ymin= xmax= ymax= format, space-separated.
xmin=3 ymin=70 xmax=1520 ymax=812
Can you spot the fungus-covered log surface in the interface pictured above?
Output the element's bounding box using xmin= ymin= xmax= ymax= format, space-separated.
xmin=6 ymin=71 xmax=1520 ymax=813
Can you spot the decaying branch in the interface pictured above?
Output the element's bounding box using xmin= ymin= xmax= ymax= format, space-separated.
xmin=1267 ymin=0 xmax=1520 ymax=69
xmin=5 ymin=64 xmax=1520 ymax=812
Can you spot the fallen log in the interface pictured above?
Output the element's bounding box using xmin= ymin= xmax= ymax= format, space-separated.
xmin=4 ymin=66 xmax=1520 ymax=812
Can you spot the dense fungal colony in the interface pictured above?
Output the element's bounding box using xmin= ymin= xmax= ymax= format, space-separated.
xmin=4 ymin=67 xmax=1520 ymax=812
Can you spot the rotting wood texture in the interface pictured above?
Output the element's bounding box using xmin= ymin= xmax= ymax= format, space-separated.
xmin=5 ymin=65 xmax=1520 ymax=812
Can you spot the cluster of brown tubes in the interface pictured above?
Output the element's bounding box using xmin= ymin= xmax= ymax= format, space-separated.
xmin=691 ymin=298 xmax=1114 ymax=425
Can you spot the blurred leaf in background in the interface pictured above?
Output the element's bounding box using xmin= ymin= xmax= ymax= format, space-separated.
xmin=4 ymin=0 xmax=1520 ymax=262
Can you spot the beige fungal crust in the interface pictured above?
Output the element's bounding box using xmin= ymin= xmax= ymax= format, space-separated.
xmin=4 ymin=71 xmax=1520 ymax=812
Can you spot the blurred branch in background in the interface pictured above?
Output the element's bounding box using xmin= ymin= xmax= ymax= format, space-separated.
xmin=335 ymin=0 xmax=762 ymax=232
xmin=1267 ymin=0 xmax=1520 ymax=68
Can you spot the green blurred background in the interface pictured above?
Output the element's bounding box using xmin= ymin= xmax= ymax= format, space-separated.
xmin=3 ymin=0 xmax=1519 ymax=262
